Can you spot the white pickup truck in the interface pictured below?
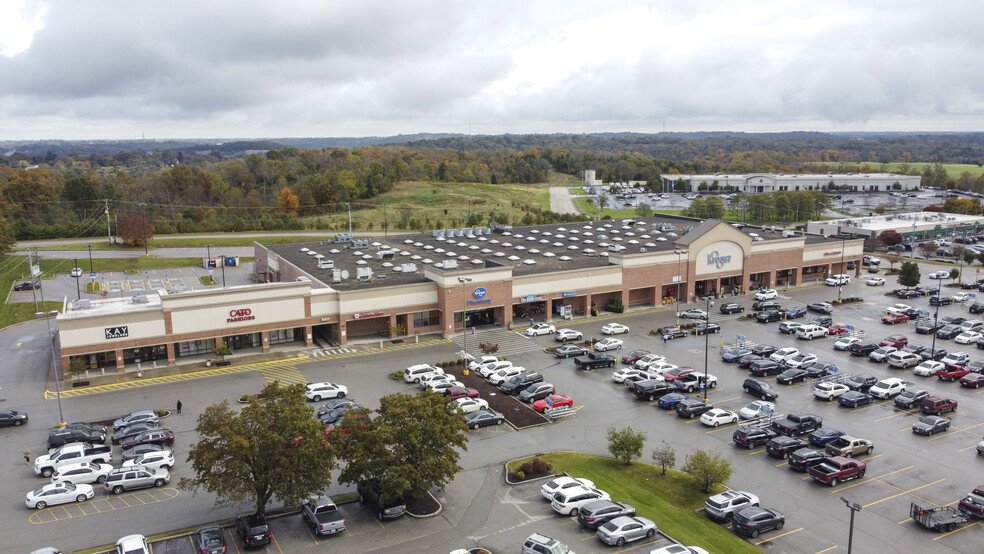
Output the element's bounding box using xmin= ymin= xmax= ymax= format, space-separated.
xmin=301 ymin=496 xmax=346 ymax=536
xmin=35 ymin=442 xmax=113 ymax=477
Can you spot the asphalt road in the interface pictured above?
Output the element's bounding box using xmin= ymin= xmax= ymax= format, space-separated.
xmin=3 ymin=268 xmax=983 ymax=553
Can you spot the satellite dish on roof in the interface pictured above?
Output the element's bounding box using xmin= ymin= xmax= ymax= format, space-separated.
xmin=340 ymin=270 xmax=350 ymax=280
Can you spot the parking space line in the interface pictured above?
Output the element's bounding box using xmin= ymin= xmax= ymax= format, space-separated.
xmin=861 ymin=478 xmax=945 ymax=508
xmin=933 ymin=519 xmax=983 ymax=540
xmin=830 ymin=465 xmax=913 ymax=493
xmin=775 ymin=460 xmax=789 ymax=468
xmin=754 ymin=527 xmax=802 ymax=545
xmin=270 ymin=532 xmax=285 ymax=553
xmin=849 ymin=399 xmax=890 ymax=413
xmin=614 ymin=537 xmax=665 ymax=552
xmin=959 ymin=442 xmax=980 ymax=452
xmin=815 ymin=546 xmax=838 ymax=553
xmin=705 ymin=423 xmax=738 ymax=434
xmin=748 ymin=448 xmax=766 ymax=456
xmin=875 ymin=408 xmax=918 ymax=421
xmin=899 ymin=500 xmax=954 ymax=523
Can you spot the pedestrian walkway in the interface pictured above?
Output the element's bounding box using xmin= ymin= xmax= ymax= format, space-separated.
xmin=455 ymin=327 xmax=544 ymax=358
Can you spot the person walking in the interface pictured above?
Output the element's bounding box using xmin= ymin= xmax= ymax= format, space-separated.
xmin=176 ymin=400 xmax=183 ymax=415
xmin=24 ymin=448 xmax=30 ymax=464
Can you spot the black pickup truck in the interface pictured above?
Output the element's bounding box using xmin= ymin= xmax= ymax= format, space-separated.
xmin=499 ymin=372 xmax=545 ymax=394
xmin=574 ymin=352 xmax=616 ymax=370
xmin=771 ymin=413 xmax=823 ymax=436
xmin=632 ymin=380 xmax=676 ymax=401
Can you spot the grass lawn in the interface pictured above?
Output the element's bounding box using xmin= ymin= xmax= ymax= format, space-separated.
xmin=508 ymin=452 xmax=758 ymax=553
xmin=22 ymin=235 xmax=318 ymax=251
xmin=853 ymin=162 xmax=984 ymax=180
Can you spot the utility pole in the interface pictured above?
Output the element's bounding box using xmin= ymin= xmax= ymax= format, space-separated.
xmin=105 ymin=199 xmax=112 ymax=245
xmin=29 ymin=248 xmax=39 ymax=313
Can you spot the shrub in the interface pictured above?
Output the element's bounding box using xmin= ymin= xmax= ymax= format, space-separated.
xmin=520 ymin=461 xmax=535 ymax=474
xmin=515 ymin=470 xmax=525 ymax=481
xmin=607 ymin=425 xmax=647 ymax=465
xmin=532 ymin=457 xmax=552 ymax=473
xmin=392 ymin=371 xmax=404 ymax=380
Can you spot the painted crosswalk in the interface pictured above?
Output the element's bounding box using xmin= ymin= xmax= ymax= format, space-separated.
xmin=308 ymin=347 xmax=358 ymax=357
xmin=257 ymin=360 xmax=309 ymax=386
xmin=453 ymin=328 xmax=545 ymax=358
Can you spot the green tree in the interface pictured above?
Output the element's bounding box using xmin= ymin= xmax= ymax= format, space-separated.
xmin=918 ymin=241 xmax=938 ymax=260
xmin=650 ymin=441 xmax=676 ymax=476
xmin=635 ymin=203 xmax=654 ymax=218
xmin=337 ymin=392 xmax=468 ymax=501
xmin=704 ymin=196 xmax=725 ymax=219
xmin=949 ymin=268 xmax=960 ymax=280
xmin=606 ymin=425 xmax=647 ymax=465
xmin=885 ymin=252 xmax=902 ymax=271
xmin=681 ymin=449 xmax=733 ymax=493
xmin=179 ymin=381 xmax=336 ymax=514
xmin=978 ymin=251 xmax=984 ymax=266
xmin=898 ymin=261 xmax=920 ymax=289
xmin=965 ymin=251 xmax=978 ymax=266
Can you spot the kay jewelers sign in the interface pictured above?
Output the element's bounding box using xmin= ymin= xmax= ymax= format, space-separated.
xmin=696 ymin=241 xmax=744 ymax=275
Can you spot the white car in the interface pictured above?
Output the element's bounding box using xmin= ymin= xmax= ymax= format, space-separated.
xmin=554 ymin=328 xmax=583 ymax=342
xmin=478 ymin=360 xmax=513 ymax=378
xmin=754 ymin=289 xmax=778 ymax=300
xmin=770 ymin=347 xmax=799 ymax=363
xmin=825 ymin=274 xmax=851 ymax=286
xmin=953 ymin=292 xmax=976 ymax=303
xmin=738 ymin=401 xmax=775 ymax=420
xmin=428 ymin=379 xmax=465 ymax=392
xmin=866 ymin=277 xmax=885 ymax=286
xmin=304 ymin=382 xmax=348 ymax=402
xmin=914 ymin=360 xmax=945 ymax=377
xmin=929 ymin=271 xmax=950 ymax=279
xmin=834 ymin=337 xmax=863 ymax=351
xmin=594 ymin=338 xmax=624 ymax=352
xmin=601 ymin=323 xmax=630 ymax=335
xmin=404 ymin=364 xmax=444 ymax=383
xmin=886 ymin=303 xmax=912 ymax=315
xmin=116 ymin=535 xmax=150 ymax=554
xmin=121 ymin=450 xmax=175 ymax=471
xmin=525 ymin=323 xmax=556 ymax=337
xmin=783 ymin=353 xmax=817 ymax=368
xmin=452 ymin=397 xmax=489 ymax=414
xmin=813 ymin=381 xmax=850 ymax=400
xmin=633 ymin=354 xmax=666 ymax=369
xmin=25 ymin=482 xmax=94 ymax=509
xmin=954 ymin=331 xmax=982 ymax=344
xmin=869 ymin=346 xmax=897 ymax=362
xmin=644 ymin=361 xmax=679 ymax=373
xmin=468 ymin=355 xmax=499 ymax=370
xmin=540 ymin=476 xmax=595 ymax=501
xmin=70 ymin=267 xmax=83 ymax=277
xmin=550 ymin=485 xmax=611 ymax=516
xmin=612 ymin=368 xmax=653 ymax=383
xmin=700 ymin=408 xmax=738 ymax=427
xmin=420 ymin=372 xmax=456 ymax=388
xmin=489 ymin=367 xmax=523 ymax=385
xmin=650 ymin=546 xmax=710 ymax=554
xmin=50 ymin=461 xmax=112 ymax=485
xmin=869 ymin=378 xmax=906 ymax=399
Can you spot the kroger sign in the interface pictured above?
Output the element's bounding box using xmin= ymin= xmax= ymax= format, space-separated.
xmin=473 ymin=287 xmax=487 ymax=299
xmin=706 ymin=251 xmax=733 ymax=269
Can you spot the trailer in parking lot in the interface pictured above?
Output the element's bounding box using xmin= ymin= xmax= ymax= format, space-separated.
xmin=910 ymin=502 xmax=968 ymax=532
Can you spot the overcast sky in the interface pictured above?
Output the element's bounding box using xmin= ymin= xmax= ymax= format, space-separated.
xmin=1 ymin=0 xmax=981 ymax=140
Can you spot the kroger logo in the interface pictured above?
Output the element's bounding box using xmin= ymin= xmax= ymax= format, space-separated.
xmin=706 ymin=251 xmax=732 ymax=269
xmin=473 ymin=287 xmax=488 ymax=299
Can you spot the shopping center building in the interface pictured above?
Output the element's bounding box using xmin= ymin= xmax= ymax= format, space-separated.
xmin=54 ymin=216 xmax=863 ymax=376
xmin=660 ymin=172 xmax=921 ymax=193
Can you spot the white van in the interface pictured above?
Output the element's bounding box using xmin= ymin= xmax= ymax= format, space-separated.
xmin=796 ymin=325 xmax=829 ymax=340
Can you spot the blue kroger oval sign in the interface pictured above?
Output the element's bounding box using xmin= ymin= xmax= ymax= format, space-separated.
xmin=473 ymin=287 xmax=487 ymax=299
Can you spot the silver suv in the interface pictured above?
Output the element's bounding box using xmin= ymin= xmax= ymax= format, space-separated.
xmin=704 ymin=489 xmax=759 ymax=522
xmin=104 ymin=465 xmax=170 ymax=494
xmin=521 ymin=533 xmax=572 ymax=554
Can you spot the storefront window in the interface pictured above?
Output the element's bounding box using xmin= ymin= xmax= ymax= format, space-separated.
xmin=176 ymin=338 xmax=216 ymax=358
xmin=413 ymin=310 xmax=440 ymax=327
xmin=269 ymin=328 xmax=300 ymax=345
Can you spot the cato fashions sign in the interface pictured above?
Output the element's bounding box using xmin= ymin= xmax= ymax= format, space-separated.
xmin=227 ymin=308 xmax=255 ymax=323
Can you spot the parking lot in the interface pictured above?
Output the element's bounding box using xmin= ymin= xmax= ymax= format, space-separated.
xmin=8 ymin=270 xmax=984 ymax=553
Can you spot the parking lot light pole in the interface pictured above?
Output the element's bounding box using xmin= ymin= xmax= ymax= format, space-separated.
xmin=458 ymin=277 xmax=472 ymax=355
xmin=704 ymin=297 xmax=714 ymax=401
xmin=73 ymin=257 xmax=81 ymax=300
xmin=675 ymin=249 xmax=687 ymax=325
xmin=931 ymin=276 xmax=943 ymax=356
xmin=84 ymin=244 xmax=93 ymax=273
xmin=35 ymin=308 xmax=65 ymax=426
xmin=841 ymin=496 xmax=862 ymax=554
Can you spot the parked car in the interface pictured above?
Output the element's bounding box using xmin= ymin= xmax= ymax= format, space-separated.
xmin=594 ymin=338 xmax=624 ymax=351
xmin=553 ymin=328 xmax=583 ymax=342
xmin=732 ymin=425 xmax=778 ymax=449
xmin=553 ymin=344 xmax=588 ymax=358
xmin=869 ymin=346 xmax=897 ymax=363
xmin=732 ymin=506 xmax=785 ymax=538
xmin=675 ymin=397 xmax=714 ymax=419
xmin=519 ymin=383 xmax=555 ymax=403
xmin=846 ymin=373 xmax=878 ymax=391
xmin=813 ymin=381 xmax=850 ymax=400
xmin=120 ymin=429 xmax=175 ymax=450
xmin=533 ymin=394 xmax=573 ymax=413
xmin=754 ymin=289 xmax=778 ymax=300
xmin=739 ymin=400 xmax=775 ymax=420
xmin=540 ymin=476 xmax=595 ymax=501
xmin=743 ymin=378 xmax=778 ymax=400
xmin=25 ymin=482 xmax=94 ymax=510
xmin=838 ymin=391 xmax=873 ymax=408
xmin=551 ymin=485 xmax=610 ymax=516
xmin=103 ymin=466 xmax=170 ymax=494
xmin=596 ymin=516 xmax=657 ymax=546
xmin=621 ymin=350 xmax=652 ymax=365
xmin=808 ymin=302 xmax=834 ymax=314
xmin=834 ymin=337 xmax=863 ymax=351
xmin=700 ymin=408 xmax=738 ymax=427
xmin=304 ymin=382 xmax=348 ymax=401
xmin=50 ymin=461 xmax=113 ymax=485
xmin=788 ymin=448 xmax=830 ymax=472
xmin=464 ymin=409 xmax=505 ymax=429
xmin=357 ymin=482 xmax=406 ymax=520
xmin=112 ymin=411 xmax=161 ymax=432
xmin=912 ymin=415 xmax=951 ymax=435
xmin=661 ymin=327 xmax=688 ymax=340
xmin=115 ymin=535 xmax=150 ymax=554
xmin=693 ymin=323 xmax=721 ymax=335
xmin=703 ymin=490 xmax=759 ymax=522
xmin=869 ymin=378 xmax=906 ymax=399
xmin=776 ymin=368 xmax=809 ymax=384
xmin=120 ymin=450 xmax=175 ymax=471
xmin=521 ymin=533 xmax=572 ymax=554
xmin=895 ymin=388 xmax=929 ymax=409
xmin=679 ymin=309 xmax=707 ymax=320
xmin=765 ymin=436 xmax=810 ymax=459
xmin=867 ymin=277 xmax=886 ymax=286
xmin=720 ymin=303 xmax=744 ymax=314
xmin=809 ymin=427 xmax=845 ymax=447
xmin=577 ymin=500 xmax=636 ymax=530
xmin=235 ymin=512 xmax=273 ymax=548
xmin=0 ymin=409 xmax=28 ymax=427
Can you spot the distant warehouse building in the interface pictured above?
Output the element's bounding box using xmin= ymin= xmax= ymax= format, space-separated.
xmin=659 ymin=172 xmax=921 ymax=194
xmin=806 ymin=212 xmax=984 ymax=243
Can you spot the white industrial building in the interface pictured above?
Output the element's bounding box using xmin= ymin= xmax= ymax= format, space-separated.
xmin=659 ymin=172 xmax=921 ymax=194
xmin=806 ymin=212 xmax=984 ymax=242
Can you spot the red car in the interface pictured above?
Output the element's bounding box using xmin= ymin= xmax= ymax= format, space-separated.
xmin=444 ymin=386 xmax=480 ymax=401
xmin=828 ymin=324 xmax=850 ymax=336
xmin=532 ymin=394 xmax=573 ymax=413
xmin=960 ymin=373 xmax=984 ymax=388
xmin=660 ymin=367 xmax=695 ymax=383
xmin=880 ymin=334 xmax=908 ymax=348
xmin=881 ymin=314 xmax=909 ymax=325
xmin=937 ymin=367 xmax=972 ymax=382
xmin=120 ymin=429 xmax=175 ymax=450
xmin=621 ymin=350 xmax=652 ymax=365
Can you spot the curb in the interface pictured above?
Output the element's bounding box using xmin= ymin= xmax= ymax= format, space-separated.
xmin=405 ymin=490 xmax=443 ymax=518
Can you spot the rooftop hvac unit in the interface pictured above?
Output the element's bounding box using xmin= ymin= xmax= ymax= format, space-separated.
xmin=433 ymin=229 xmax=446 ymax=237
xmin=377 ymin=250 xmax=395 ymax=260
xmin=401 ymin=263 xmax=417 ymax=272
xmin=356 ymin=267 xmax=373 ymax=279
xmin=331 ymin=269 xmax=341 ymax=283
xmin=350 ymin=239 xmax=369 ymax=249
xmin=333 ymin=233 xmax=352 ymax=243
xmin=71 ymin=299 xmax=91 ymax=310
xmin=132 ymin=295 xmax=149 ymax=304
xmin=444 ymin=259 xmax=458 ymax=269
xmin=317 ymin=259 xmax=334 ymax=269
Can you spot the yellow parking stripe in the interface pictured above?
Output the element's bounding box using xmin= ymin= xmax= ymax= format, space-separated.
xmin=933 ymin=519 xmax=982 ymax=540
xmin=830 ymin=465 xmax=913 ymax=493
xmin=754 ymin=527 xmax=802 ymax=545
xmin=29 ymin=488 xmax=180 ymax=524
xmin=862 ymin=479 xmax=946 ymax=508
